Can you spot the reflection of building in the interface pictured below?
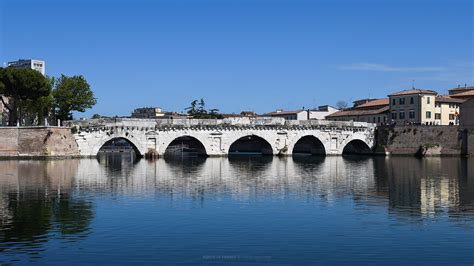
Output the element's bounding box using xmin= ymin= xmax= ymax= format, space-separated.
xmin=7 ymin=59 xmax=46 ymax=75
xmin=326 ymin=98 xmax=389 ymax=125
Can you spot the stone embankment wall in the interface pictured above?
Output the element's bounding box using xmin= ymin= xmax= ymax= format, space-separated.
xmin=0 ymin=127 xmax=79 ymax=158
xmin=375 ymin=125 xmax=473 ymax=156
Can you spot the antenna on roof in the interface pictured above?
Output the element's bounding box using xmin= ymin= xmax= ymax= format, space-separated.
xmin=412 ymin=80 xmax=415 ymax=89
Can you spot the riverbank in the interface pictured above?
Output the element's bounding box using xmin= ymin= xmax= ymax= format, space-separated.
xmin=375 ymin=125 xmax=474 ymax=157
xmin=1 ymin=125 xmax=474 ymax=158
xmin=0 ymin=127 xmax=79 ymax=158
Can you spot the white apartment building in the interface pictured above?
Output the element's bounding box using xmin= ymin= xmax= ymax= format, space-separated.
xmin=7 ymin=59 xmax=46 ymax=75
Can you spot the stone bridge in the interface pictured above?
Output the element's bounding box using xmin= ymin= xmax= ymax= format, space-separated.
xmin=66 ymin=118 xmax=376 ymax=157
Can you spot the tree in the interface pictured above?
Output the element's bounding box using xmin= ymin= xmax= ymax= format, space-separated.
xmin=0 ymin=67 xmax=51 ymax=125
xmin=52 ymin=75 xmax=97 ymax=122
xmin=336 ymin=100 xmax=348 ymax=110
xmin=185 ymin=98 xmax=223 ymax=119
xmin=198 ymin=98 xmax=207 ymax=115
xmin=185 ymin=100 xmax=198 ymax=116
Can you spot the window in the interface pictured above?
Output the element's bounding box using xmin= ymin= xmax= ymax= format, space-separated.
xmin=378 ymin=117 xmax=381 ymax=123
xmin=373 ymin=117 xmax=376 ymax=123
xmin=392 ymin=99 xmax=396 ymax=106
xmin=399 ymin=111 xmax=405 ymax=119
xmin=435 ymin=113 xmax=441 ymax=120
xmin=399 ymin=98 xmax=405 ymax=105
xmin=409 ymin=110 xmax=415 ymax=119
xmin=392 ymin=112 xmax=397 ymax=120
xmin=427 ymin=97 xmax=431 ymax=104
xmin=435 ymin=103 xmax=441 ymax=108
xmin=449 ymin=114 xmax=455 ymax=120
xmin=426 ymin=111 xmax=431 ymax=119
xmin=410 ymin=97 xmax=414 ymax=104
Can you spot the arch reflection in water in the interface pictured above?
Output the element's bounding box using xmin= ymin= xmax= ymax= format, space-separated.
xmin=1 ymin=157 xmax=474 ymax=264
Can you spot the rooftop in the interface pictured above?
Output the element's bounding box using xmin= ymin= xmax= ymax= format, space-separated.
xmin=450 ymin=90 xmax=474 ymax=98
xmin=355 ymin=98 xmax=389 ymax=108
xmin=266 ymin=109 xmax=305 ymax=116
xmin=326 ymin=106 xmax=389 ymax=118
xmin=435 ymin=96 xmax=465 ymax=104
xmin=389 ymin=89 xmax=437 ymax=96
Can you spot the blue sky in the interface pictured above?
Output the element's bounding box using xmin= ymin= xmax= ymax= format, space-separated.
xmin=1 ymin=0 xmax=472 ymax=118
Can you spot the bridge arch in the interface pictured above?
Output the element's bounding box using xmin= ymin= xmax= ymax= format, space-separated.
xmin=228 ymin=135 xmax=273 ymax=155
xmin=163 ymin=135 xmax=208 ymax=157
xmin=341 ymin=139 xmax=372 ymax=155
xmin=291 ymin=135 xmax=326 ymax=156
xmin=94 ymin=136 xmax=145 ymax=157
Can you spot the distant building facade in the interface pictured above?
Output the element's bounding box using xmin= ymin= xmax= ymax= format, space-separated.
xmin=7 ymin=59 xmax=46 ymax=75
xmin=265 ymin=109 xmax=308 ymax=120
xmin=131 ymin=107 xmax=187 ymax=119
xmin=389 ymin=89 xmax=462 ymax=125
xmin=326 ymin=98 xmax=389 ymax=125
xmin=308 ymin=105 xmax=339 ymax=120
xmin=265 ymin=106 xmax=338 ymax=121
xmin=389 ymin=89 xmax=438 ymax=125
xmin=132 ymin=107 xmax=165 ymax=119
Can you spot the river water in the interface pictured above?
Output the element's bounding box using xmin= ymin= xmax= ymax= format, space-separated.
xmin=0 ymin=154 xmax=473 ymax=265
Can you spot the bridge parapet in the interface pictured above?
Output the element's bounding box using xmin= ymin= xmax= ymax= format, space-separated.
xmin=66 ymin=118 xmax=375 ymax=131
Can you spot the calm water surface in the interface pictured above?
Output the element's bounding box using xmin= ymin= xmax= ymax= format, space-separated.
xmin=0 ymin=155 xmax=473 ymax=265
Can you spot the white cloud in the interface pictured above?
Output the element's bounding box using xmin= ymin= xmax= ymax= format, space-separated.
xmin=339 ymin=63 xmax=446 ymax=72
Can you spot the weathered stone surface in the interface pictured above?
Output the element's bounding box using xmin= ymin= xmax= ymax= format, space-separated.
xmin=67 ymin=118 xmax=376 ymax=157
xmin=0 ymin=127 xmax=79 ymax=157
xmin=376 ymin=125 xmax=464 ymax=156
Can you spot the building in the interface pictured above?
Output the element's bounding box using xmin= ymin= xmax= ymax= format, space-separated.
xmin=131 ymin=107 xmax=165 ymax=119
xmin=265 ymin=106 xmax=339 ymax=121
xmin=460 ymin=98 xmax=474 ymax=127
xmin=389 ymin=89 xmax=438 ymax=125
xmin=7 ymin=59 xmax=46 ymax=75
xmin=308 ymin=105 xmax=339 ymax=120
xmin=131 ymin=107 xmax=188 ymax=119
xmin=434 ymin=96 xmax=463 ymax=125
xmin=449 ymin=85 xmax=474 ymax=100
xmin=265 ymin=109 xmax=308 ymax=120
xmin=389 ymin=89 xmax=463 ymax=125
xmin=326 ymin=98 xmax=389 ymax=125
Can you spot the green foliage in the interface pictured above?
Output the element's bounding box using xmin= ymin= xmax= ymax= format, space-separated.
xmin=0 ymin=67 xmax=51 ymax=125
xmin=52 ymin=75 xmax=97 ymax=122
xmin=186 ymin=98 xmax=223 ymax=119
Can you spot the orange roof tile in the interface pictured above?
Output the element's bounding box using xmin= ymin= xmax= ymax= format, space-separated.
xmin=355 ymin=98 xmax=389 ymax=108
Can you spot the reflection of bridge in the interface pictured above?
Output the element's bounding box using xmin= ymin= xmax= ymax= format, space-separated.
xmin=66 ymin=118 xmax=376 ymax=157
